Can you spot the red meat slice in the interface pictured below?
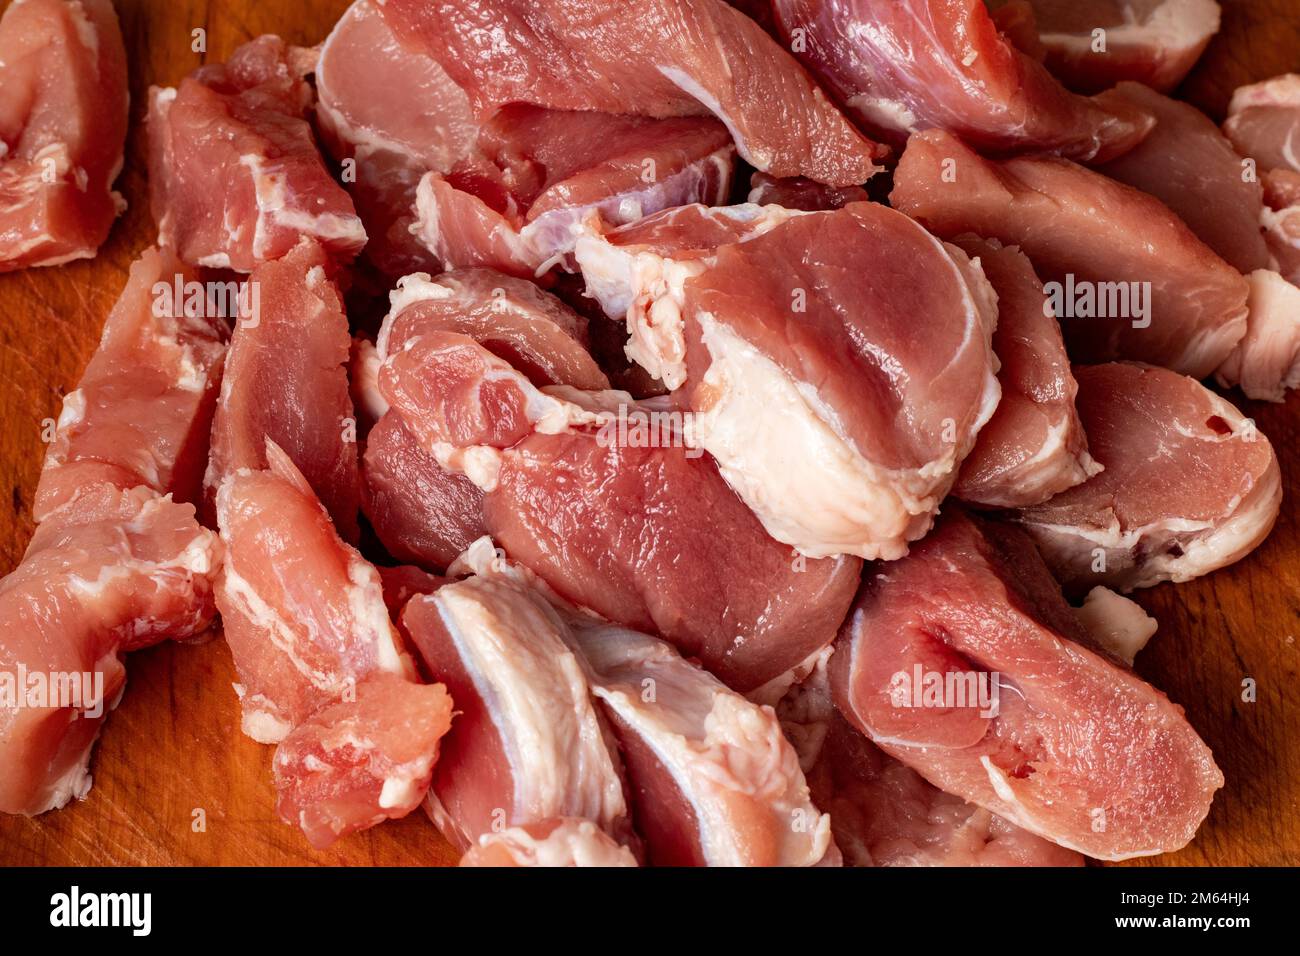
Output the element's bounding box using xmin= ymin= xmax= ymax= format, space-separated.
xmin=147 ymin=35 xmax=365 ymax=272
xmin=1011 ymin=363 xmax=1281 ymax=593
xmin=0 ymin=0 xmax=127 ymax=271
xmin=205 ymin=238 xmax=361 ymax=541
xmin=892 ymin=129 xmax=1249 ymax=378
xmin=772 ymin=0 xmax=1152 ymax=161
xmin=831 ymin=508 xmax=1224 ymax=861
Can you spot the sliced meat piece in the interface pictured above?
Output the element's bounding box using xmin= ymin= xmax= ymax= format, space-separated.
xmin=0 ymin=486 xmax=219 ymax=815
xmin=0 ymin=0 xmax=127 ymax=271
xmin=204 ymin=239 xmax=361 ymax=541
xmin=272 ymin=673 xmax=453 ymax=849
xmin=1214 ymin=270 xmax=1300 ymax=403
xmin=378 ymin=270 xmax=609 ymax=391
xmin=147 ymin=35 xmax=365 ymax=271
xmin=34 ymin=247 xmax=227 ymax=522
xmin=484 ymin=429 xmax=862 ymax=692
xmin=747 ymin=172 xmax=869 ymax=211
xmin=772 ymin=0 xmax=1153 ymax=162
xmin=831 ymin=508 xmax=1224 ymax=861
xmin=459 ymin=818 xmax=639 ymax=867
xmin=412 ymin=107 xmax=735 ymax=277
xmin=678 ymin=202 xmax=1000 ymax=558
xmin=778 ymin=667 xmax=1084 ymax=867
xmin=893 ymin=129 xmax=1249 ymax=378
xmin=377 ymin=0 xmax=883 ymax=186
xmin=214 ymin=443 xmax=415 ymax=744
xmin=1093 ymin=82 xmax=1268 ymax=274
xmin=1011 ymin=363 xmax=1281 ymax=593
xmin=999 ymin=1 xmax=1221 ymax=94
xmin=952 ymin=237 xmax=1099 ymax=508
xmin=566 ymin=621 xmax=836 ymax=867
xmin=363 ymin=412 xmax=487 ymax=572
xmin=399 ymin=547 xmax=633 ymax=853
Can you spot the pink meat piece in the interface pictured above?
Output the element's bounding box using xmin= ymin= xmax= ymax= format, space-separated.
xmin=376 ymin=564 xmax=446 ymax=621
xmin=831 ymin=508 xmax=1224 ymax=861
xmin=377 ymin=0 xmax=885 ymax=187
xmin=363 ymin=412 xmax=487 ymax=572
xmin=400 ymin=549 xmax=635 ymax=854
xmin=1011 ymin=363 xmax=1281 ymax=594
xmin=1093 ymin=81 xmax=1269 ymax=274
xmin=1215 ymin=270 xmax=1300 ymax=403
xmin=483 ymin=429 xmax=862 ymax=693
xmin=34 ymin=247 xmax=228 ymax=523
xmin=147 ymin=35 xmax=366 ymax=272
xmin=892 ymin=129 xmax=1249 ymax=378
xmin=565 ymin=621 xmax=837 ymax=867
xmin=204 ymin=238 xmax=361 ymax=541
xmin=272 ymin=673 xmax=453 ymax=849
xmin=777 ymin=667 xmax=1083 ymax=866
xmin=214 ymin=444 xmax=416 ymax=744
xmin=0 ymin=0 xmax=127 ymax=271
xmin=952 ymin=237 xmax=1098 ymax=508
xmin=413 ymin=106 xmax=736 ymax=278
xmin=999 ymin=0 xmax=1222 ymax=94
xmin=771 ymin=0 xmax=1153 ymax=162
xmin=459 ymin=818 xmax=639 ymax=867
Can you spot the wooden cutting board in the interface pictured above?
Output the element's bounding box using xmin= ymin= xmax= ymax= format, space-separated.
xmin=0 ymin=0 xmax=1297 ymax=868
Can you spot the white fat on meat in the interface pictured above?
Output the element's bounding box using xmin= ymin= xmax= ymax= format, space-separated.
xmin=1215 ymin=269 xmax=1300 ymax=402
xmin=460 ymin=818 xmax=639 ymax=868
xmin=1074 ymin=587 xmax=1159 ymax=666
xmin=566 ymin=622 xmax=835 ymax=867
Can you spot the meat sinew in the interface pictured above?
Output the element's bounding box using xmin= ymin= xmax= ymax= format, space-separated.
xmin=831 ymin=508 xmax=1224 ymax=861
xmin=565 ymin=621 xmax=837 ymax=867
xmin=772 ymin=0 xmax=1153 ymax=161
xmin=893 ymin=129 xmax=1249 ymax=378
xmin=0 ymin=0 xmax=128 ymax=271
xmin=147 ymin=35 xmax=366 ymax=272
xmin=1011 ymin=363 xmax=1281 ymax=594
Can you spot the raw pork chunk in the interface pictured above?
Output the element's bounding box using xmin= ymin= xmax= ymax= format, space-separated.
xmin=399 ymin=543 xmax=635 ymax=854
xmin=0 ymin=0 xmax=127 ymax=271
xmin=147 ymin=35 xmax=365 ymax=272
xmin=1011 ymin=363 xmax=1281 ymax=594
xmin=771 ymin=0 xmax=1153 ymax=161
xmin=205 ymin=238 xmax=361 ymax=541
xmin=376 ymin=0 xmax=884 ymax=186
xmin=566 ymin=622 xmax=837 ymax=867
xmin=952 ymin=238 xmax=1098 ymax=508
xmin=831 ymin=508 xmax=1223 ymax=861
xmin=893 ymin=129 xmax=1249 ymax=378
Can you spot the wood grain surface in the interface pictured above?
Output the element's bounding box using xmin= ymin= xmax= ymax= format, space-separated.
xmin=0 ymin=0 xmax=1297 ymax=867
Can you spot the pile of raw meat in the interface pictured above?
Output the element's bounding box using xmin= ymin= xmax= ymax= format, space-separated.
xmin=1 ymin=0 xmax=1294 ymax=866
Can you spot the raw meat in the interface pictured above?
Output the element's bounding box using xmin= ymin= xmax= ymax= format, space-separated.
xmin=363 ymin=412 xmax=487 ymax=572
xmin=1011 ymin=363 xmax=1281 ymax=593
xmin=1215 ymin=270 xmax=1300 ymax=403
xmin=578 ymin=201 xmax=1001 ymax=560
xmin=413 ymin=107 xmax=736 ymax=277
xmin=951 ymin=237 xmax=1099 ymax=508
xmin=272 ymin=673 xmax=453 ymax=849
xmin=0 ymin=487 xmax=219 ymax=816
xmin=0 ymin=0 xmax=127 ymax=271
xmin=1074 ymin=587 xmax=1158 ymax=665
xmin=35 ymin=247 xmax=228 ymax=522
xmin=831 ymin=508 xmax=1224 ymax=860
xmin=204 ymin=238 xmax=361 ymax=541
xmin=776 ymin=664 xmax=1084 ymax=866
xmin=377 ymin=0 xmax=884 ymax=186
xmin=1000 ymin=0 xmax=1222 ymax=94
xmin=315 ymin=0 xmax=475 ymax=276
xmin=147 ymin=35 xmax=366 ymax=271
xmin=771 ymin=0 xmax=1153 ymax=161
xmin=566 ymin=621 xmax=836 ymax=867
xmin=459 ymin=818 xmax=639 ymax=867
xmin=214 ymin=443 xmax=416 ymax=744
xmin=483 ymin=428 xmax=862 ymax=692
xmin=746 ymin=172 xmax=869 ymax=211
xmin=1093 ymin=82 xmax=1269 ymax=274
xmin=893 ymin=129 xmax=1249 ymax=378
xmin=399 ymin=543 xmax=634 ymax=853
xmin=376 ymin=564 xmax=446 ymax=620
